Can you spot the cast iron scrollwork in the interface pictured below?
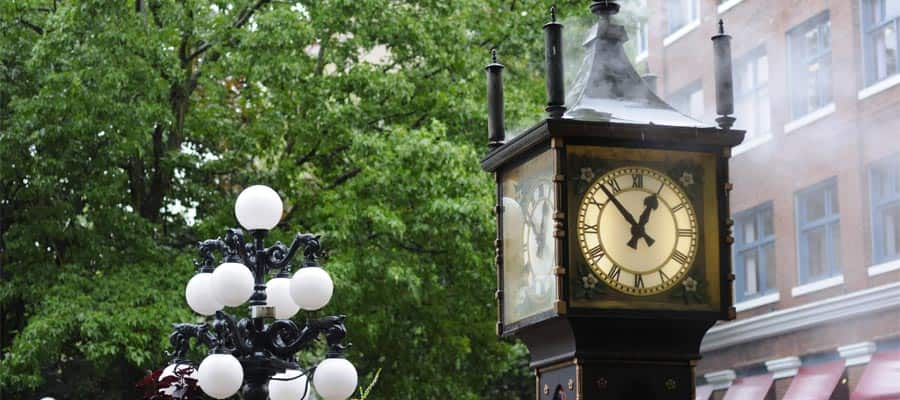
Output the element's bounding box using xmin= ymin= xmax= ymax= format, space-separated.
xmin=164 ymin=229 xmax=350 ymax=399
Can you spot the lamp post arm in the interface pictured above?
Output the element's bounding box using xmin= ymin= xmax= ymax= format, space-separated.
xmin=270 ymin=233 xmax=322 ymax=270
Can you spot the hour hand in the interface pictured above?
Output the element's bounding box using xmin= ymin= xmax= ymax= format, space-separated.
xmin=627 ymin=195 xmax=659 ymax=249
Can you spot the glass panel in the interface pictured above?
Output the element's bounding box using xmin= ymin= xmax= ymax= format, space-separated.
xmin=802 ymin=188 xmax=828 ymax=222
xmin=667 ymin=0 xmax=686 ymax=33
xmin=873 ymin=24 xmax=898 ymax=81
xmin=742 ymin=216 xmax=757 ymax=244
xmin=828 ymin=183 xmax=839 ymax=213
xmin=887 ymin=0 xmax=900 ymax=21
xmin=501 ymin=151 xmax=556 ymax=324
xmin=763 ymin=243 xmax=776 ymax=291
xmin=760 ymin=207 xmax=774 ymax=237
xmin=831 ymin=223 xmax=841 ymax=272
xmin=805 ymin=226 xmax=829 ymax=279
xmin=743 ymin=250 xmax=759 ymax=295
xmin=757 ymin=54 xmax=769 ymax=85
xmin=805 ymin=27 xmax=820 ymax=56
xmin=806 ymin=60 xmax=821 ymax=111
xmin=892 ymin=160 xmax=900 ymax=194
xmin=822 ymin=21 xmax=831 ymax=51
xmin=758 ymin=87 xmax=771 ymax=135
xmin=883 ymin=203 xmax=900 ymax=258
xmin=868 ymin=0 xmax=886 ymax=26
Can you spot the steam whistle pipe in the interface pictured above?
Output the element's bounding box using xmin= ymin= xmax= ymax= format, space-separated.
xmin=544 ymin=6 xmax=566 ymax=119
xmin=486 ymin=49 xmax=506 ymax=149
xmin=712 ymin=20 xmax=736 ymax=130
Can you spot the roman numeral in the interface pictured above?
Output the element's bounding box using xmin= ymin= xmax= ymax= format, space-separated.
xmin=671 ymin=203 xmax=685 ymax=213
xmin=677 ymin=229 xmax=693 ymax=237
xmin=658 ymin=269 xmax=670 ymax=282
xmin=587 ymin=195 xmax=604 ymax=209
xmin=582 ymin=223 xmax=599 ymax=234
xmin=587 ymin=245 xmax=605 ymax=261
xmin=671 ymin=250 xmax=689 ymax=265
xmin=634 ymin=273 xmax=645 ymax=289
xmin=632 ymin=174 xmax=643 ymax=189
xmin=606 ymin=178 xmax=622 ymax=194
xmin=608 ymin=264 xmax=622 ymax=281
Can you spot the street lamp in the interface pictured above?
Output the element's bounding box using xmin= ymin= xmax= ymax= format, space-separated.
xmin=146 ymin=185 xmax=358 ymax=400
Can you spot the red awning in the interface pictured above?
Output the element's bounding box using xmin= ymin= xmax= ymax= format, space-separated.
xmin=696 ymin=384 xmax=714 ymax=400
xmin=783 ymin=360 xmax=845 ymax=400
xmin=723 ymin=374 xmax=774 ymax=400
xmin=851 ymin=349 xmax=900 ymax=400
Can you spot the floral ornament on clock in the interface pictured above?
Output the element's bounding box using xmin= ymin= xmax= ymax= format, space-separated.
xmin=669 ymin=274 xmax=708 ymax=304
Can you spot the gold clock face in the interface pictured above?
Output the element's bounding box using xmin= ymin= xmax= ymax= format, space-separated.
xmin=576 ymin=166 xmax=698 ymax=296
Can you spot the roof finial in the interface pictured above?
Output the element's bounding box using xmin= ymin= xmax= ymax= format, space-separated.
xmin=550 ymin=5 xmax=557 ymax=22
xmin=718 ymin=19 xmax=725 ymax=35
xmin=491 ymin=48 xmax=498 ymax=64
xmin=590 ymin=0 xmax=620 ymax=16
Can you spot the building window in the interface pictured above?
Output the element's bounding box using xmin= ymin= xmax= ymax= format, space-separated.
xmin=787 ymin=12 xmax=832 ymax=119
xmin=734 ymin=47 xmax=771 ymax=142
xmin=633 ymin=0 xmax=649 ymax=57
xmin=669 ymin=81 xmax=704 ymax=120
xmin=863 ymin=0 xmax=900 ymax=85
xmin=870 ymin=155 xmax=900 ymax=263
xmin=734 ymin=203 xmax=776 ymax=302
xmin=796 ymin=178 xmax=841 ymax=283
xmin=667 ymin=0 xmax=700 ymax=34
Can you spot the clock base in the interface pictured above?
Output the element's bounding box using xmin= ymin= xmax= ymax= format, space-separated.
xmin=518 ymin=317 xmax=715 ymax=400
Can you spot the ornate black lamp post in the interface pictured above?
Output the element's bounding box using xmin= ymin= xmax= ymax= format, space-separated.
xmin=148 ymin=185 xmax=358 ymax=400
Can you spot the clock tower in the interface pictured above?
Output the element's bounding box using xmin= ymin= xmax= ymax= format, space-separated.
xmin=482 ymin=2 xmax=744 ymax=399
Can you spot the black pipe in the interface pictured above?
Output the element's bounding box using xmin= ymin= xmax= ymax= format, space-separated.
xmin=486 ymin=49 xmax=505 ymax=149
xmin=544 ymin=6 xmax=566 ymax=118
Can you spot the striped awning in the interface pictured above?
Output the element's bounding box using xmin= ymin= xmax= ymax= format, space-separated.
xmin=723 ymin=374 xmax=774 ymax=400
xmin=783 ymin=360 xmax=845 ymax=400
xmin=851 ymin=349 xmax=900 ymax=400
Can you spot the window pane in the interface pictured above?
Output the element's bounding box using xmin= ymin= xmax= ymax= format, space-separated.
xmin=868 ymin=0 xmax=886 ymax=26
xmin=829 ymin=184 xmax=839 ymax=213
xmin=763 ymin=243 xmax=776 ymax=291
xmin=803 ymin=188 xmax=828 ymax=222
xmin=888 ymin=0 xmax=900 ymax=21
xmin=805 ymin=226 xmax=829 ymax=279
xmin=760 ymin=207 xmax=774 ymax=236
xmin=884 ymin=203 xmax=900 ymax=257
xmin=805 ymin=27 xmax=820 ymax=56
xmin=758 ymin=88 xmax=771 ymax=135
xmin=822 ymin=21 xmax=831 ymax=50
xmin=743 ymin=250 xmax=759 ymax=295
xmin=873 ymin=24 xmax=898 ymax=81
xmin=742 ymin=216 xmax=757 ymax=243
xmin=831 ymin=223 xmax=841 ymax=272
xmin=757 ymin=55 xmax=769 ymax=84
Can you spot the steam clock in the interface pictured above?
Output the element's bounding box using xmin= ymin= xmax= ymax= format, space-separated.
xmin=482 ymin=2 xmax=744 ymax=399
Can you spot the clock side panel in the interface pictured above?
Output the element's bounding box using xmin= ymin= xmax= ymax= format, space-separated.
xmin=565 ymin=145 xmax=723 ymax=314
xmin=499 ymin=149 xmax=558 ymax=328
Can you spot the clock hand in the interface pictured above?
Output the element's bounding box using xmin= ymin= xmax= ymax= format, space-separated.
xmin=598 ymin=183 xmax=638 ymax=226
xmin=627 ymin=195 xmax=659 ymax=249
xmin=535 ymin=201 xmax=550 ymax=257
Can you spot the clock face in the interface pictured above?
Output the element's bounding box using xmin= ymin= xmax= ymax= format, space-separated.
xmin=501 ymin=151 xmax=556 ymax=324
xmin=576 ymin=166 xmax=698 ymax=296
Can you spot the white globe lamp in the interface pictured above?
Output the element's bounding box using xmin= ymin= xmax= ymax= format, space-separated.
xmin=266 ymin=277 xmax=300 ymax=319
xmin=268 ymin=369 xmax=310 ymax=400
xmin=290 ymin=267 xmax=334 ymax=311
xmin=185 ymin=273 xmax=223 ymax=316
xmin=211 ymin=262 xmax=254 ymax=307
xmin=313 ymin=358 xmax=358 ymax=400
xmin=197 ymin=354 xmax=244 ymax=399
xmin=234 ymin=185 xmax=283 ymax=231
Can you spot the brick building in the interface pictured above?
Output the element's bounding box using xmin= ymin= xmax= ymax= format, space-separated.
xmin=627 ymin=0 xmax=900 ymax=398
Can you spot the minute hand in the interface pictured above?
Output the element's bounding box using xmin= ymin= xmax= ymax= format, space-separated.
xmin=598 ymin=184 xmax=638 ymax=226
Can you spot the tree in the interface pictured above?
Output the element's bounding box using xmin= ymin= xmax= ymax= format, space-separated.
xmin=0 ymin=1 xmax=643 ymax=398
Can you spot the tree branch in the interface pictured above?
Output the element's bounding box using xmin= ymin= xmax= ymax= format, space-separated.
xmin=327 ymin=167 xmax=362 ymax=189
xmin=232 ymin=0 xmax=271 ymax=29
xmin=16 ymin=18 xmax=43 ymax=35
